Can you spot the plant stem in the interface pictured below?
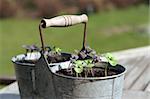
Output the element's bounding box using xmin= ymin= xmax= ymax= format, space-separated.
xmin=71 ymin=67 xmax=73 ymax=75
xmin=90 ymin=68 xmax=94 ymax=77
xmin=105 ymin=64 xmax=108 ymax=77
xmin=67 ymin=63 xmax=71 ymax=73
xmin=84 ymin=68 xmax=87 ymax=77
xmin=79 ymin=74 xmax=82 ymax=77
xmin=76 ymin=73 xmax=78 ymax=77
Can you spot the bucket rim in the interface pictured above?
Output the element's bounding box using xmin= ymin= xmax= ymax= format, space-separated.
xmin=11 ymin=53 xmax=40 ymax=66
xmin=11 ymin=52 xmax=71 ymax=66
xmin=51 ymin=65 xmax=126 ymax=80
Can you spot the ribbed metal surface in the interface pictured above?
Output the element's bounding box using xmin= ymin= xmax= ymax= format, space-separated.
xmin=12 ymin=54 xmax=57 ymax=99
xmin=12 ymin=54 xmax=70 ymax=99
xmin=34 ymin=55 xmax=56 ymax=99
xmin=12 ymin=54 xmax=125 ymax=99
xmin=51 ymin=65 xmax=125 ymax=99
xmin=12 ymin=61 xmax=35 ymax=99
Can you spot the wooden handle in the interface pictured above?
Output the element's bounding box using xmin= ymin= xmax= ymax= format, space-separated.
xmin=41 ymin=14 xmax=88 ymax=28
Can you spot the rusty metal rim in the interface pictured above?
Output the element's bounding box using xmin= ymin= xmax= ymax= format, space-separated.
xmin=50 ymin=65 xmax=126 ymax=80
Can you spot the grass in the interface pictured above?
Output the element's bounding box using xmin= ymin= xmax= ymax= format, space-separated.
xmin=0 ymin=85 xmax=5 ymax=89
xmin=0 ymin=5 xmax=149 ymax=76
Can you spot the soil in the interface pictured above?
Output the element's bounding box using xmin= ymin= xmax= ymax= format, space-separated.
xmin=17 ymin=60 xmax=38 ymax=64
xmin=47 ymin=53 xmax=70 ymax=63
xmin=17 ymin=53 xmax=71 ymax=64
xmin=56 ymin=66 xmax=120 ymax=77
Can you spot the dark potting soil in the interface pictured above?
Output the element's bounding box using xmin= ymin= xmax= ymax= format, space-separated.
xmin=47 ymin=54 xmax=70 ymax=63
xmin=17 ymin=53 xmax=71 ymax=64
xmin=56 ymin=66 xmax=120 ymax=77
xmin=17 ymin=60 xmax=38 ymax=64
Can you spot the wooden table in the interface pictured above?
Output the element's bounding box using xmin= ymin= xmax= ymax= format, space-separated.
xmin=0 ymin=82 xmax=149 ymax=99
xmin=114 ymin=46 xmax=150 ymax=99
xmin=0 ymin=46 xmax=150 ymax=99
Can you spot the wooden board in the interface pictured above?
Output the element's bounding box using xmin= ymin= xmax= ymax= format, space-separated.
xmin=123 ymin=90 xmax=150 ymax=99
xmin=145 ymin=82 xmax=150 ymax=92
xmin=130 ymin=63 xmax=150 ymax=91
xmin=124 ymin=56 xmax=149 ymax=90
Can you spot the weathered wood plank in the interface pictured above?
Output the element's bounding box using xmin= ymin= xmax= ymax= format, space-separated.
xmin=0 ymin=94 xmax=20 ymax=99
xmin=123 ymin=90 xmax=150 ymax=99
xmin=145 ymin=82 xmax=150 ymax=92
xmin=130 ymin=63 xmax=150 ymax=91
xmin=0 ymin=82 xmax=19 ymax=94
xmin=122 ymin=56 xmax=144 ymax=78
xmin=124 ymin=56 xmax=149 ymax=90
xmin=113 ymin=46 xmax=150 ymax=60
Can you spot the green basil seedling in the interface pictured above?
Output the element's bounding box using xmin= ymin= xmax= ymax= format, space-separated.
xmin=104 ymin=53 xmax=117 ymax=66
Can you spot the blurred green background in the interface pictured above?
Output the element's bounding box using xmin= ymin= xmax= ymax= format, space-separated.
xmin=0 ymin=0 xmax=149 ymax=88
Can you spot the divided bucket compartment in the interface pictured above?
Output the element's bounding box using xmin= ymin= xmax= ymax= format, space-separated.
xmin=12 ymin=53 xmax=40 ymax=98
xmin=12 ymin=53 xmax=70 ymax=99
xmin=50 ymin=64 xmax=126 ymax=99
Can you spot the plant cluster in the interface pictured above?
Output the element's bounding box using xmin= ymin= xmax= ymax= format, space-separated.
xmin=22 ymin=45 xmax=69 ymax=63
xmin=22 ymin=45 xmax=40 ymax=54
xmin=15 ymin=45 xmax=41 ymax=63
xmin=68 ymin=46 xmax=117 ymax=77
xmin=46 ymin=46 xmax=67 ymax=63
xmin=21 ymin=45 xmax=117 ymax=77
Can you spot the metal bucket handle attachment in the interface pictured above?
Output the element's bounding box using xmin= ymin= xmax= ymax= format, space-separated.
xmin=39 ymin=14 xmax=88 ymax=53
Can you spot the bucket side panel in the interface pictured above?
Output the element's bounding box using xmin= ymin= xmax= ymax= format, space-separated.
xmin=53 ymin=74 xmax=75 ymax=99
xmin=112 ymin=75 xmax=125 ymax=99
xmin=53 ymin=74 xmax=125 ymax=99
xmin=35 ymin=56 xmax=56 ymax=99
xmin=73 ymin=79 xmax=113 ymax=97
xmin=14 ymin=63 xmax=34 ymax=98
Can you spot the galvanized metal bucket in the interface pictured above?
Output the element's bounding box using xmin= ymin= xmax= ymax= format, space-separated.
xmin=50 ymin=65 xmax=126 ymax=99
xmin=12 ymin=53 xmax=70 ymax=99
xmin=34 ymin=54 xmax=71 ymax=99
xmin=12 ymin=52 xmax=40 ymax=98
xmin=12 ymin=14 xmax=88 ymax=99
xmin=32 ymin=14 xmax=89 ymax=99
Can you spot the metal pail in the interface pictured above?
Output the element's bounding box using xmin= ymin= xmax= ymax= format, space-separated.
xmin=12 ymin=53 xmax=41 ymax=99
xmin=50 ymin=65 xmax=126 ymax=99
xmin=12 ymin=53 xmax=71 ymax=99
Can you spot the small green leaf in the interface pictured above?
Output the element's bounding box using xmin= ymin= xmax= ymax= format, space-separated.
xmin=54 ymin=47 xmax=61 ymax=53
xmin=74 ymin=60 xmax=84 ymax=66
xmin=73 ymin=60 xmax=84 ymax=73
xmin=74 ymin=66 xmax=83 ymax=74
xmin=104 ymin=53 xmax=117 ymax=66
xmin=84 ymin=59 xmax=94 ymax=68
xmin=87 ymin=64 xmax=95 ymax=68
xmin=84 ymin=59 xmax=92 ymax=64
